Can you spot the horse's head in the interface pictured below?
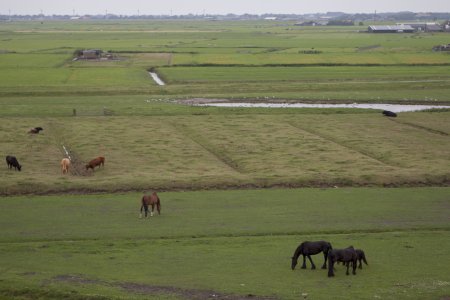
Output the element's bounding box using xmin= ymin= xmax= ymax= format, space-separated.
xmin=291 ymin=257 xmax=298 ymax=270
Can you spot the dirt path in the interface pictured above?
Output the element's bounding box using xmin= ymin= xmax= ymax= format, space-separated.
xmin=53 ymin=274 xmax=278 ymax=300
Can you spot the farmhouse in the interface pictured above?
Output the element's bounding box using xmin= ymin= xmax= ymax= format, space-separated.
xmin=81 ymin=49 xmax=102 ymax=59
xmin=396 ymin=22 xmax=442 ymax=32
xmin=368 ymin=25 xmax=414 ymax=33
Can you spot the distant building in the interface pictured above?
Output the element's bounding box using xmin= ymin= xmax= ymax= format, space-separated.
xmin=425 ymin=24 xmax=443 ymax=32
xmin=396 ymin=22 xmax=443 ymax=32
xmin=368 ymin=25 xmax=414 ymax=33
xmin=294 ymin=20 xmax=326 ymax=26
xmin=81 ymin=49 xmax=102 ymax=59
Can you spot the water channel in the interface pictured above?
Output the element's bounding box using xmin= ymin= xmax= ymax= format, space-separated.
xmin=196 ymin=102 xmax=450 ymax=112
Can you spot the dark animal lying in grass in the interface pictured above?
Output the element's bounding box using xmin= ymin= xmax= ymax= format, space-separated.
xmin=86 ymin=156 xmax=105 ymax=171
xmin=140 ymin=192 xmax=161 ymax=218
xmin=28 ymin=127 xmax=43 ymax=134
xmin=328 ymin=246 xmax=357 ymax=277
xmin=6 ymin=155 xmax=22 ymax=171
xmin=291 ymin=241 xmax=333 ymax=270
xmin=382 ymin=110 xmax=397 ymax=117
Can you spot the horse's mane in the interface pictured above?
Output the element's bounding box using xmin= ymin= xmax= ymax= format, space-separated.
xmin=293 ymin=242 xmax=306 ymax=259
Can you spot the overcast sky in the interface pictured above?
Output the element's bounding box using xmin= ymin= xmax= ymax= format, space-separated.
xmin=2 ymin=0 xmax=450 ymax=15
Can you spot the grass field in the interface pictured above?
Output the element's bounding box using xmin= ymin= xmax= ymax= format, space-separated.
xmin=1 ymin=20 xmax=449 ymax=101
xmin=1 ymin=104 xmax=449 ymax=195
xmin=0 ymin=19 xmax=449 ymax=300
xmin=0 ymin=188 xmax=449 ymax=299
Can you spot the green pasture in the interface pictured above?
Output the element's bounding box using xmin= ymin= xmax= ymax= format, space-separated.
xmin=0 ymin=20 xmax=449 ymax=101
xmin=0 ymin=188 xmax=449 ymax=299
xmin=0 ymin=19 xmax=449 ymax=300
xmin=158 ymin=65 xmax=450 ymax=82
xmin=1 ymin=103 xmax=449 ymax=195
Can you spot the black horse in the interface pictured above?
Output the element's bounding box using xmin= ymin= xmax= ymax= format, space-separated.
xmin=336 ymin=248 xmax=368 ymax=269
xmin=328 ymin=246 xmax=357 ymax=277
xmin=291 ymin=241 xmax=332 ymax=270
xmin=355 ymin=249 xmax=368 ymax=269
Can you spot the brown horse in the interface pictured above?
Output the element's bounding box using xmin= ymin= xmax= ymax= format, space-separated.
xmin=140 ymin=192 xmax=161 ymax=218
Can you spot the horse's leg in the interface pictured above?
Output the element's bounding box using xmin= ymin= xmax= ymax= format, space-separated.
xmin=150 ymin=204 xmax=154 ymax=217
xmin=352 ymin=259 xmax=357 ymax=275
xmin=328 ymin=260 xmax=335 ymax=277
xmin=322 ymin=251 xmax=327 ymax=269
xmin=301 ymin=255 xmax=307 ymax=269
xmin=307 ymin=255 xmax=316 ymax=270
xmin=346 ymin=262 xmax=350 ymax=275
xmin=358 ymin=258 xmax=362 ymax=269
xmin=144 ymin=204 xmax=149 ymax=218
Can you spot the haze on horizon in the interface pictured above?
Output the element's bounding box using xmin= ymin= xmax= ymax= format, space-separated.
xmin=2 ymin=0 xmax=450 ymax=16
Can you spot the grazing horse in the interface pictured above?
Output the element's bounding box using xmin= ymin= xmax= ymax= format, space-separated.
xmin=6 ymin=155 xmax=22 ymax=171
xmin=86 ymin=156 xmax=105 ymax=171
xmin=291 ymin=241 xmax=333 ymax=270
xmin=140 ymin=192 xmax=161 ymax=218
xmin=328 ymin=246 xmax=357 ymax=277
xmin=336 ymin=248 xmax=368 ymax=269
xmin=60 ymin=158 xmax=70 ymax=174
xmin=28 ymin=127 xmax=43 ymax=134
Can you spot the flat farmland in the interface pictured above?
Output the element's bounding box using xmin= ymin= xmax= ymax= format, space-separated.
xmin=1 ymin=20 xmax=449 ymax=101
xmin=0 ymin=188 xmax=449 ymax=299
xmin=1 ymin=19 xmax=449 ymax=300
xmin=1 ymin=106 xmax=449 ymax=195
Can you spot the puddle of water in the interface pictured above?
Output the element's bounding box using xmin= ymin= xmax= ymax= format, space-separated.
xmin=149 ymin=72 xmax=165 ymax=86
xmin=196 ymin=102 xmax=450 ymax=112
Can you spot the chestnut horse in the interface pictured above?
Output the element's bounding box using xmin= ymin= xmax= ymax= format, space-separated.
xmin=140 ymin=192 xmax=161 ymax=218
xmin=60 ymin=158 xmax=71 ymax=174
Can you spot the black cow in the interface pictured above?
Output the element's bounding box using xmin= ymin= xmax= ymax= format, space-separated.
xmin=382 ymin=110 xmax=397 ymax=117
xmin=6 ymin=155 xmax=22 ymax=171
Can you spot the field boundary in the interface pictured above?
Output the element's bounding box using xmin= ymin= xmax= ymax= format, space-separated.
xmin=169 ymin=121 xmax=244 ymax=174
xmin=286 ymin=122 xmax=399 ymax=167
xmin=2 ymin=228 xmax=448 ymax=244
xmin=390 ymin=119 xmax=449 ymax=136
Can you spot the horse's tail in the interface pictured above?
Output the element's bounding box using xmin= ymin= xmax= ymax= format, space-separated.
xmin=328 ymin=242 xmax=333 ymax=250
xmin=362 ymin=252 xmax=368 ymax=265
xmin=157 ymin=196 xmax=161 ymax=212
xmin=327 ymin=251 xmax=335 ymax=277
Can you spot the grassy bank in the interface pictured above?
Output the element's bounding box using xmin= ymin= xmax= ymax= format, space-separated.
xmin=1 ymin=105 xmax=449 ymax=195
